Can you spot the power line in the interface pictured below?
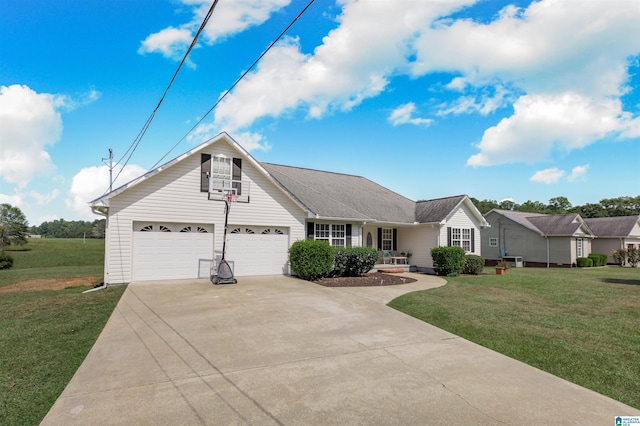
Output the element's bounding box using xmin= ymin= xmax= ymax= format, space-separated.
xmin=108 ymin=0 xmax=220 ymax=191
xmin=149 ymin=0 xmax=316 ymax=170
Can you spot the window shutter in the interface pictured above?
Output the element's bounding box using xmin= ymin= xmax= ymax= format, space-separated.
xmin=471 ymin=229 xmax=475 ymax=252
xmin=392 ymin=228 xmax=397 ymax=251
xmin=377 ymin=228 xmax=382 ymax=250
xmin=346 ymin=224 xmax=352 ymax=247
xmin=200 ymin=154 xmax=211 ymax=192
xmin=232 ymin=158 xmax=242 ymax=195
xmin=307 ymin=222 xmax=315 ymax=240
xmin=447 ymin=227 xmax=452 ymax=246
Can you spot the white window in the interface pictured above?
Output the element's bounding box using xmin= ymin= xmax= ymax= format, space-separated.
xmin=451 ymin=227 xmax=472 ymax=252
xmin=211 ymin=155 xmax=232 ymax=191
xmin=577 ymin=238 xmax=584 ymax=258
xmin=489 ymin=237 xmax=498 ymax=247
xmin=382 ymin=228 xmax=393 ymax=251
xmin=315 ymin=223 xmax=346 ymax=247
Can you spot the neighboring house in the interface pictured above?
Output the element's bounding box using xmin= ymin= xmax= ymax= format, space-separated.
xmin=90 ymin=132 xmax=489 ymax=284
xmin=584 ymin=215 xmax=640 ymax=263
xmin=482 ymin=209 xmax=595 ymax=267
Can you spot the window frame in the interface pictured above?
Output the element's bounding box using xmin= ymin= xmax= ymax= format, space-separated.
xmin=489 ymin=237 xmax=498 ymax=247
xmin=451 ymin=227 xmax=472 ymax=253
xmin=315 ymin=223 xmax=347 ymax=247
xmin=381 ymin=228 xmax=393 ymax=251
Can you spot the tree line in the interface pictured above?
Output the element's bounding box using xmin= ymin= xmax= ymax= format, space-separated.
xmin=470 ymin=195 xmax=640 ymax=217
xmin=29 ymin=218 xmax=106 ymax=239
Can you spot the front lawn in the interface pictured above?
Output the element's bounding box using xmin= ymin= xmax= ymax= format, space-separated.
xmin=389 ymin=266 xmax=640 ymax=409
xmin=0 ymin=238 xmax=125 ymax=425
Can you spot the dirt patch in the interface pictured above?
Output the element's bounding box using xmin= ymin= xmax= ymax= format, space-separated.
xmin=0 ymin=276 xmax=102 ymax=294
xmin=315 ymin=272 xmax=417 ymax=287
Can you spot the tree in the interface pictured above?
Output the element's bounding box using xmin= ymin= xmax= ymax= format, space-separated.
xmin=499 ymin=199 xmax=517 ymax=211
xmin=470 ymin=198 xmax=500 ymax=215
xmin=0 ymin=204 xmax=29 ymax=249
xmin=547 ymin=196 xmax=572 ymax=214
xmin=519 ymin=200 xmax=549 ymax=214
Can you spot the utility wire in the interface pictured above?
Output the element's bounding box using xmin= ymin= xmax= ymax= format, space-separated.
xmin=108 ymin=0 xmax=220 ymax=191
xmin=149 ymin=0 xmax=316 ymax=170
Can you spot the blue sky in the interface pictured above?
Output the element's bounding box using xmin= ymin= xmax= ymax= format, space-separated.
xmin=1 ymin=0 xmax=639 ymax=226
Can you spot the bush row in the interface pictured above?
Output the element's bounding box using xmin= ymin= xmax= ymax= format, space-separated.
xmin=288 ymin=240 xmax=378 ymax=280
xmin=588 ymin=253 xmax=607 ymax=267
xmin=431 ymin=246 xmax=485 ymax=276
xmin=576 ymin=257 xmax=593 ymax=267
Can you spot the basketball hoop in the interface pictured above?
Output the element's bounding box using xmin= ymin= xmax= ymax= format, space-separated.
xmin=224 ymin=192 xmax=238 ymax=203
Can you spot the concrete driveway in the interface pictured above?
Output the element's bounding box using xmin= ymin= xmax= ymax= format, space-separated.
xmin=42 ymin=273 xmax=638 ymax=425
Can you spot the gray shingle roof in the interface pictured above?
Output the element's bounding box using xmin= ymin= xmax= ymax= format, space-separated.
xmin=489 ymin=210 xmax=548 ymax=234
xmin=415 ymin=195 xmax=467 ymax=223
xmin=490 ymin=210 xmax=592 ymax=236
xmin=584 ymin=215 xmax=640 ymax=237
xmin=527 ymin=214 xmax=587 ymax=236
xmin=262 ymin=163 xmax=417 ymax=223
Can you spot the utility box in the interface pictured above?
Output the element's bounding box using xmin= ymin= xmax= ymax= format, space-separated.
xmin=502 ymin=256 xmax=523 ymax=268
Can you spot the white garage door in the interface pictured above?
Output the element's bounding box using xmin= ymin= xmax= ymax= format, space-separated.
xmin=225 ymin=226 xmax=289 ymax=276
xmin=132 ymin=222 xmax=214 ymax=281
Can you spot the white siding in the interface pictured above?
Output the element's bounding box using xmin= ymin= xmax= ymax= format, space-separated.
xmin=398 ymin=225 xmax=438 ymax=268
xmin=441 ymin=204 xmax=483 ymax=256
xmin=104 ymin=138 xmax=305 ymax=284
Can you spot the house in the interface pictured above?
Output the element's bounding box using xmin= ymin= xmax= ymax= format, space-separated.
xmin=90 ymin=132 xmax=489 ymax=284
xmin=482 ymin=209 xmax=595 ymax=267
xmin=583 ymin=215 xmax=640 ymax=263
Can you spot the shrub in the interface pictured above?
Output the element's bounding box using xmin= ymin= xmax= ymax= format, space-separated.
xmin=289 ymin=239 xmax=334 ymax=281
xmin=612 ymin=249 xmax=627 ymax=266
xmin=588 ymin=253 xmax=607 ymax=267
xmin=0 ymin=250 xmax=13 ymax=269
xmin=576 ymin=257 xmax=593 ymax=267
xmin=333 ymin=247 xmax=378 ymax=277
xmin=628 ymin=247 xmax=640 ymax=268
xmin=431 ymin=246 xmax=466 ymax=276
xmin=463 ymin=254 xmax=485 ymax=275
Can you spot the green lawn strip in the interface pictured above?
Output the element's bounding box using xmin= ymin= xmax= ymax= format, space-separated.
xmin=0 ymin=285 xmax=126 ymax=425
xmin=1 ymin=238 xmax=105 ymax=287
xmin=388 ymin=267 xmax=640 ymax=409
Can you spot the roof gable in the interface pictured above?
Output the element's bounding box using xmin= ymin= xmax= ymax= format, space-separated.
xmin=584 ymin=215 xmax=640 ymax=237
xmin=487 ymin=210 xmax=593 ymax=237
xmin=90 ymin=132 xmax=301 ymax=211
xmin=414 ymin=195 xmax=467 ymax=223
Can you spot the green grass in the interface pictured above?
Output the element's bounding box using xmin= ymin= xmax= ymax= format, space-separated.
xmin=1 ymin=238 xmax=105 ymax=287
xmin=0 ymin=238 xmax=125 ymax=425
xmin=389 ymin=266 xmax=640 ymax=409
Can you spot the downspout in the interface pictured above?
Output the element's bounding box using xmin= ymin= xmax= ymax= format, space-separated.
xmin=546 ymin=235 xmax=550 ymax=268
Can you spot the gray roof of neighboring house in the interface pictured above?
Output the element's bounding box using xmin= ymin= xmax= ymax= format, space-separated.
xmin=583 ymin=215 xmax=640 ymax=237
xmin=262 ymin=163 xmax=417 ymax=223
xmin=527 ymin=214 xmax=589 ymax=236
xmin=489 ymin=209 xmax=591 ymax=236
xmin=415 ymin=195 xmax=467 ymax=223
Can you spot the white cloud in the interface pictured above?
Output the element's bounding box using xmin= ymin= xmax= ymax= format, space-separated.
xmin=139 ymin=0 xmax=290 ymax=61
xmin=467 ymin=93 xmax=627 ymax=166
xmin=30 ymin=189 xmax=60 ymax=205
xmin=139 ymin=27 xmax=194 ymax=61
xmin=0 ymin=191 xmax=26 ymax=210
xmin=196 ymin=0 xmax=640 ymax=165
xmin=66 ymin=164 xmax=146 ymax=218
xmin=567 ymin=164 xmax=589 ymax=182
xmin=530 ymin=168 xmax=565 ymax=184
xmin=211 ymin=1 xmax=474 ymax=136
xmin=0 ymin=85 xmax=63 ymax=186
xmin=388 ymin=103 xmax=433 ymax=127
